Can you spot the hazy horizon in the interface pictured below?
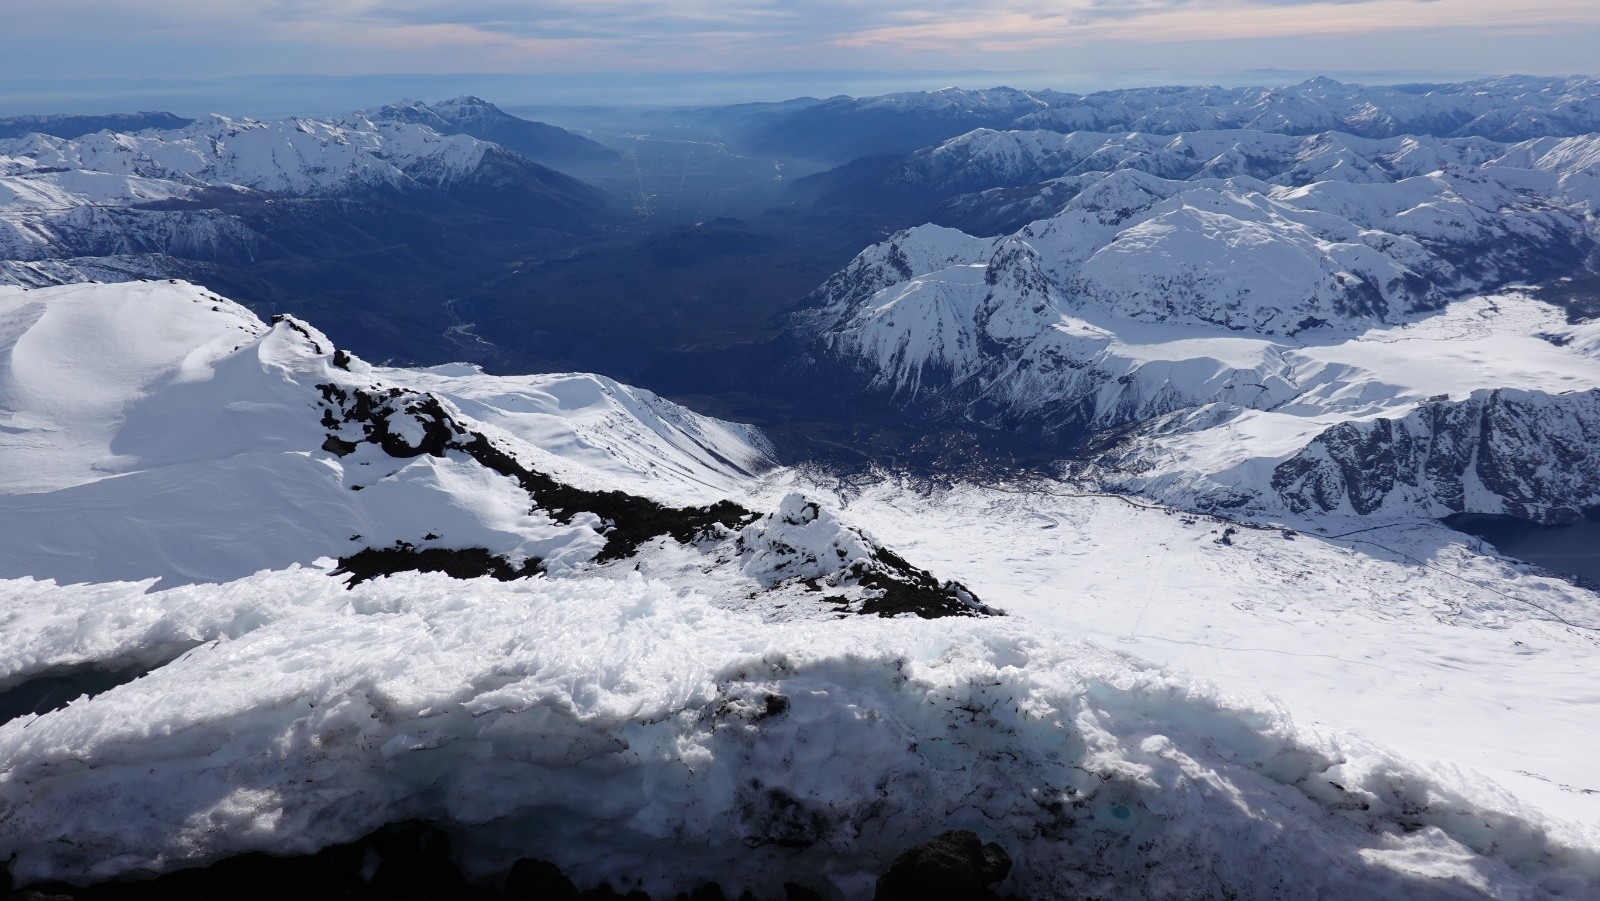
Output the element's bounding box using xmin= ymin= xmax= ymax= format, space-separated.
xmin=5 ymin=0 xmax=1599 ymax=120
xmin=0 ymin=66 xmax=1541 ymax=120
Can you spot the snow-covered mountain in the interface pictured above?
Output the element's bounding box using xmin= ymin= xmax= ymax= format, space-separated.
xmin=803 ymin=129 xmax=1600 ymax=336
xmin=796 ymin=126 xmax=1600 ymax=239
xmin=5 ymin=78 xmax=1600 ymax=898
xmin=734 ymin=86 xmax=1070 ymax=162
xmin=366 ymin=95 xmax=618 ymax=168
xmin=0 ymin=111 xmax=611 ymax=268
xmin=742 ymin=76 xmax=1600 ymax=164
xmin=1072 ymin=294 xmax=1600 ymax=523
xmin=795 ymin=123 xmax=1600 ymax=521
xmin=0 ymin=280 xmax=988 ymax=625
xmin=1017 ymin=75 xmax=1600 ymax=142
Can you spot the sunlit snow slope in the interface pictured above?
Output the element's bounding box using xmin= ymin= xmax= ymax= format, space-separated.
xmin=0 ymin=281 xmax=769 ymax=584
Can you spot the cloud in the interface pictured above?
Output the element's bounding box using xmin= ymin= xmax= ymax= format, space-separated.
xmin=3 ymin=0 xmax=1599 ymax=78
xmin=830 ymin=0 xmax=1600 ymax=50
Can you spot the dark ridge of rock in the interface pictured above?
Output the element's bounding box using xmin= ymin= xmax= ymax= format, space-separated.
xmin=873 ymin=831 xmax=1014 ymax=901
xmin=505 ymin=859 xmax=578 ymax=899
xmin=738 ymin=498 xmax=995 ymax=619
xmin=854 ymin=548 xmax=995 ymax=619
xmin=312 ymin=369 xmax=983 ymax=616
xmin=10 ymin=822 xmax=481 ymax=901
xmin=0 ymin=111 xmax=194 ymax=141
xmin=334 ymin=546 xmax=541 ymax=587
xmin=449 ymin=430 xmax=755 ymax=562
xmin=316 ymin=379 xmax=758 ymax=564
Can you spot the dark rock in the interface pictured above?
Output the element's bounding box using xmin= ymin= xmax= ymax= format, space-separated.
xmin=782 ymin=884 xmax=824 ymax=901
xmin=673 ymin=884 xmax=726 ymax=901
xmin=506 ymin=859 xmax=578 ymax=900
xmin=874 ymin=831 xmax=1012 ymax=901
xmin=320 ymin=435 xmax=359 ymax=456
xmin=366 ymin=825 xmax=471 ymax=897
xmin=334 ymin=546 xmax=540 ymax=586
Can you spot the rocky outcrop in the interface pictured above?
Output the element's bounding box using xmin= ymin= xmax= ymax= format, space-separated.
xmin=874 ymin=831 xmax=1014 ymax=901
xmin=1272 ymin=389 xmax=1600 ymax=523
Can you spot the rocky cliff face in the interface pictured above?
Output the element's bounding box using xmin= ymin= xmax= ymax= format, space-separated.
xmin=1271 ymin=389 xmax=1600 ymax=524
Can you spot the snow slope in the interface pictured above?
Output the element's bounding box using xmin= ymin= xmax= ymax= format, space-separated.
xmin=4 ymin=567 xmax=1598 ymax=898
xmin=0 ymin=280 xmax=985 ymax=633
xmin=0 ymin=281 xmax=594 ymax=583
xmin=823 ymin=477 xmax=1600 ymax=829
xmin=0 ymin=281 xmax=768 ymax=584
xmin=383 ymin=363 xmax=772 ymax=506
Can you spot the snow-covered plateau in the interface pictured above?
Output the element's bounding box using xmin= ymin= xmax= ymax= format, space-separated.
xmin=2 ymin=282 xmax=1600 ymax=898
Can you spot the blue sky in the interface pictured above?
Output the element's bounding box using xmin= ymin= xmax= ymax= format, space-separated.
xmin=3 ymin=0 xmax=1597 ymax=107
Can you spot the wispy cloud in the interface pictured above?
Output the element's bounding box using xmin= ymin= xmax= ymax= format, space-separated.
xmin=831 ymin=0 xmax=1600 ymax=50
xmin=4 ymin=0 xmax=1599 ymax=78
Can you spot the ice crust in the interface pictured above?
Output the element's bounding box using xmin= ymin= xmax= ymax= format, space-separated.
xmin=3 ymin=569 xmax=1598 ymax=898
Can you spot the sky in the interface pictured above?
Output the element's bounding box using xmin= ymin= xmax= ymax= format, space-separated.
xmin=3 ymin=0 xmax=1598 ymax=112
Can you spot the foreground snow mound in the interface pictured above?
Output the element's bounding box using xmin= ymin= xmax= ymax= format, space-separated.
xmin=1 ymin=570 xmax=1595 ymax=898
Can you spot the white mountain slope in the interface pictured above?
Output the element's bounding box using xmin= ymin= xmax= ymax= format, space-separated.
xmin=0 ymin=281 xmax=991 ymax=626
xmin=810 ymin=128 xmax=1600 ymax=331
xmin=0 ymin=281 xmax=772 ymax=585
xmin=382 ymin=363 xmax=772 ymax=506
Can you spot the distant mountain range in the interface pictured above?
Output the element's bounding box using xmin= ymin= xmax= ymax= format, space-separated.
xmin=734 ymin=76 xmax=1600 ymax=164
xmin=0 ymin=111 xmax=194 ymax=141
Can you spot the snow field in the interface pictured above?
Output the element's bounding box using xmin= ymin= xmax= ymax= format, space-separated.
xmin=2 ymin=568 xmax=1598 ymax=898
xmin=818 ymin=478 xmax=1600 ymax=829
